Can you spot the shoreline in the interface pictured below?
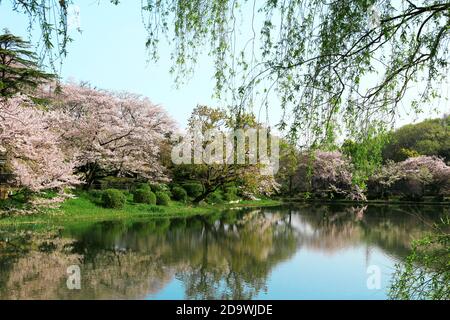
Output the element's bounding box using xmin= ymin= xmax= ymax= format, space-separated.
xmin=2 ymin=195 xmax=449 ymax=228
xmin=0 ymin=197 xmax=282 ymax=228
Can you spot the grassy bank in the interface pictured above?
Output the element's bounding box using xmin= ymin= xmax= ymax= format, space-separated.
xmin=0 ymin=191 xmax=281 ymax=227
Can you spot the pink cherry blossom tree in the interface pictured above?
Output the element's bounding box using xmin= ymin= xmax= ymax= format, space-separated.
xmin=368 ymin=156 xmax=450 ymax=200
xmin=45 ymin=83 xmax=176 ymax=188
xmin=0 ymin=95 xmax=80 ymax=192
xmin=294 ymin=150 xmax=365 ymax=200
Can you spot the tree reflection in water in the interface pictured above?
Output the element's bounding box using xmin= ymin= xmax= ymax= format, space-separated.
xmin=0 ymin=204 xmax=446 ymax=299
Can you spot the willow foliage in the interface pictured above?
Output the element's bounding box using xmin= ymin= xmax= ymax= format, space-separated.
xmin=140 ymin=0 xmax=450 ymax=144
xmin=5 ymin=0 xmax=450 ymax=145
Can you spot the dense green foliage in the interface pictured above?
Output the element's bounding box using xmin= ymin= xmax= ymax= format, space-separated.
xmin=276 ymin=140 xmax=301 ymax=196
xmin=182 ymin=182 xmax=204 ymax=198
xmin=155 ymin=192 xmax=170 ymax=206
xmin=341 ymin=129 xmax=389 ymax=187
xmin=171 ymin=186 xmax=187 ymax=203
xmin=382 ymin=116 xmax=450 ymax=162
xmin=390 ymin=217 xmax=450 ymax=300
xmin=101 ymin=189 xmax=126 ymax=209
xmin=133 ymin=188 xmax=156 ymax=205
xmin=206 ymin=191 xmax=224 ymax=205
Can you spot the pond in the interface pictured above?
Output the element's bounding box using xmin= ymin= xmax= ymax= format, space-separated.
xmin=0 ymin=204 xmax=447 ymax=300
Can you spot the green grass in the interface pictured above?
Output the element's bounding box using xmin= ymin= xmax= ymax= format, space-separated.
xmin=0 ymin=191 xmax=281 ymax=228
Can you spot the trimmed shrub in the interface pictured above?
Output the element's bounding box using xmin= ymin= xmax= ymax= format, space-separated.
xmin=172 ymin=186 xmax=188 ymax=202
xmin=156 ymin=192 xmax=170 ymax=206
xmin=101 ymin=189 xmax=126 ymax=209
xmin=133 ymin=188 xmax=156 ymax=205
xmin=183 ymin=182 xmax=204 ymax=198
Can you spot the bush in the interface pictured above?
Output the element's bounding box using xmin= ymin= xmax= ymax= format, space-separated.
xmin=206 ymin=191 xmax=223 ymax=204
xmin=135 ymin=183 xmax=151 ymax=192
xmin=101 ymin=189 xmax=126 ymax=209
xmin=171 ymin=186 xmax=188 ymax=202
xmin=133 ymin=188 xmax=156 ymax=204
xmin=156 ymin=192 xmax=170 ymax=206
xmin=183 ymin=182 xmax=204 ymax=198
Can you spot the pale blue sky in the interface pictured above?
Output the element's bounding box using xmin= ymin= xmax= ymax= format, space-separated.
xmin=1 ymin=1 xmax=448 ymax=130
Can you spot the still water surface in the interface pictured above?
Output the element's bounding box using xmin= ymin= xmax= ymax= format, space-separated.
xmin=0 ymin=204 xmax=446 ymax=299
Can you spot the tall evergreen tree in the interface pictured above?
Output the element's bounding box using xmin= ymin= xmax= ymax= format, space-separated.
xmin=0 ymin=30 xmax=54 ymax=98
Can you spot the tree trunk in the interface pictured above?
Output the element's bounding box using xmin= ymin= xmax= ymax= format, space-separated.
xmin=83 ymin=163 xmax=98 ymax=190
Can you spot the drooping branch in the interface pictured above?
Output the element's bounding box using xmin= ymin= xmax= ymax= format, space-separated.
xmin=4 ymin=0 xmax=450 ymax=144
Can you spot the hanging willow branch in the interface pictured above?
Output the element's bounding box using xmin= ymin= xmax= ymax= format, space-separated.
xmin=4 ymin=0 xmax=450 ymax=144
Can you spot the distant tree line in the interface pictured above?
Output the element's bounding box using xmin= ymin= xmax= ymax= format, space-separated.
xmin=276 ymin=116 xmax=450 ymax=201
